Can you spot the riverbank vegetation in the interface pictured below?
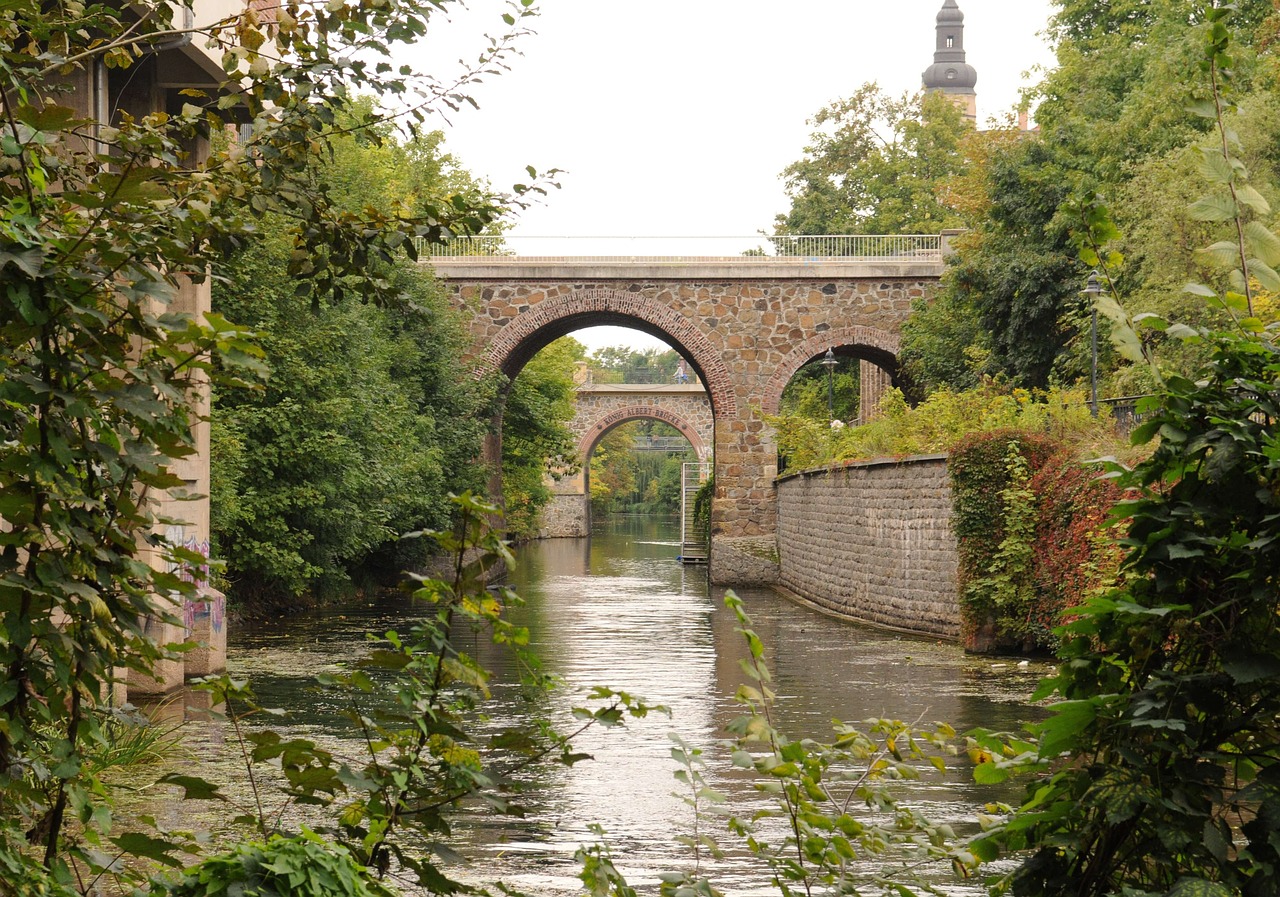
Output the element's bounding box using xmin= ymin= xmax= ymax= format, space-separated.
xmin=208 ymin=104 xmax=580 ymax=608
xmin=5 ymin=0 xmax=1280 ymax=895
xmin=772 ymin=382 xmax=1120 ymax=474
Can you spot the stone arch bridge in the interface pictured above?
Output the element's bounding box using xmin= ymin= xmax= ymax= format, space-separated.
xmin=543 ymin=382 xmax=713 ymax=538
xmin=431 ymin=236 xmax=951 ymax=584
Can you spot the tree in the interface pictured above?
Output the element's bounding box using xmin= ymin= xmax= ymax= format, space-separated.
xmin=210 ymin=114 xmax=496 ymax=608
xmin=779 ymin=358 xmax=859 ymax=422
xmin=940 ymin=137 xmax=1083 ymax=388
xmin=503 ymin=337 xmax=582 ymax=539
xmin=976 ymin=12 xmax=1280 ymax=892
xmin=775 ymin=86 xmax=972 ymax=236
xmin=588 ymin=425 xmax=637 ymax=515
xmin=0 ymin=0 xmax=537 ymax=887
xmin=910 ymin=0 xmax=1280 ymax=393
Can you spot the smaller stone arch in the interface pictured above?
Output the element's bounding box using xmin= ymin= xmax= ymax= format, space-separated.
xmin=760 ymin=325 xmax=901 ymax=416
xmin=578 ymin=405 xmax=711 ymax=464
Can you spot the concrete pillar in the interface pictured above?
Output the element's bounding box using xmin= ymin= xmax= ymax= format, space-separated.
xmin=183 ymin=587 xmax=227 ymax=678
xmin=860 ymin=360 xmax=894 ymax=423
xmin=941 ymin=228 xmax=966 ymax=257
xmin=127 ymin=591 xmax=187 ymax=694
xmin=130 ymin=274 xmax=227 ymax=694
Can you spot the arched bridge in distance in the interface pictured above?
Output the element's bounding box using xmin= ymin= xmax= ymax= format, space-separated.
xmin=427 ymin=234 xmax=954 ymax=585
xmin=543 ymin=381 xmax=714 ymax=539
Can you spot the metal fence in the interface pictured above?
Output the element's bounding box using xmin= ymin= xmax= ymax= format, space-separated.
xmin=1099 ymin=395 xmax=1150 ymax=436
xmin=632 ymin=436 xmax=695 ymax=453
xmin=416 ymin=234 xmax=943 ymax=262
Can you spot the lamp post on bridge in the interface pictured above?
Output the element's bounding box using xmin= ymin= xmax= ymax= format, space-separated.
xmin=821 ymin=348 xmax=838 ymax=423
xmin=1082 ymin=272 xmax=1102 ymax=417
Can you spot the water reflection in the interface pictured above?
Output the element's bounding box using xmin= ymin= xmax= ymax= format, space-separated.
xmin=212 ymin=515 xmax=1046 ymax=896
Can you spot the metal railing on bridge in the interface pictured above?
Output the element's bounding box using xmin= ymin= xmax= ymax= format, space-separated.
xmin=632 ymin=436 xmax=695 ymax=453
xmin=417 ymin=234 xmax=943 ymax=262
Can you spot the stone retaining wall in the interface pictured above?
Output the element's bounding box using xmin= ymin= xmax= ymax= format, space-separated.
xmin=775 ymin=455 xmax=959 ymax=639
xmin=541 ymin=493 xmax=589 ymax=538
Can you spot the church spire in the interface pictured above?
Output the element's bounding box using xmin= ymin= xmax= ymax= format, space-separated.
xmin=922 ymin=0 xmax=977 ymax=122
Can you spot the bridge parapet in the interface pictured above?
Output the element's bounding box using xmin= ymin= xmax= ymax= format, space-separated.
xmin=432 ymin=258 xmax=943 ymax=281
xmin=421 ymin=233 xmax=944 ymax=259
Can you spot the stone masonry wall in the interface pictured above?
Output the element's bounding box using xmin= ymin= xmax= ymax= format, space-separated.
xmin=541 ymin=493 xmax=589 ymax=538
xmin=775 ymin=455 xmax=959 ymax=639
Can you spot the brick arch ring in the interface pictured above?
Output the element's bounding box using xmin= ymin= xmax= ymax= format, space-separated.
xmin=482 ymin=289 xmax=738 ymax=416
xmin=760 ymin=325 xmax=901 ymax=416
xmin=578 ymin=406 xmax=711 ymax=464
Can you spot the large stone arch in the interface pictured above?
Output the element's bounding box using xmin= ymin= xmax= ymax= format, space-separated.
xmin=441 ymin=263 xmax=944 ymax=583
xmin=760 ymin=325 xmax=901 ymax=416
xmin=578 ymin=405 xmax=711 ymax=464
xmin=482 ymin=289 xmax=737 ymax=416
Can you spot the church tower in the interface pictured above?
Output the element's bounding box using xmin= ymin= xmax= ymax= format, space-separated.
xmin=922 ymin=0 xmax=978 ymax=123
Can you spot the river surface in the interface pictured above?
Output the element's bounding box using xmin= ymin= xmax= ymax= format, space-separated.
xmin=201 ymin=516 xmax=1048 ymax=896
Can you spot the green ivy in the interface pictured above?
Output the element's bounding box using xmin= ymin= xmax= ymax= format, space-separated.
xmin=948 ymin=430 xmax=1059 ymax=651
xmin=962 ymin=442 xmax=1039 ymax=648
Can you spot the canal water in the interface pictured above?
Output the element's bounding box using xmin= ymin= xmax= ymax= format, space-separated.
xmin=217 ymin=515 xmax=1048 ymax=896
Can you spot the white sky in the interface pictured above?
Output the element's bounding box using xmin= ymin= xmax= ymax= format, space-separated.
xmin=412 ymin=0 xmax=1059 ymax=352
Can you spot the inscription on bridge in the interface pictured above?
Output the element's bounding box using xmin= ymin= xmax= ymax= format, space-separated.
xmin=595 ymin=405 xmax=685 ymax=432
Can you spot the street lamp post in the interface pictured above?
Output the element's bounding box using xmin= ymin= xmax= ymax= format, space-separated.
xmin=1083 ymin=272 xmax=1102 ymax=417
xmin=821 ymin=348 xmax=838 ymax=423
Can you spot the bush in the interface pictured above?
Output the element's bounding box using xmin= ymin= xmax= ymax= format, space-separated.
xmin=771 ymin=382 xmax=1120 ymax=476
xmin=1027 ymin=452 xmax=1124 ymax=647
xmin=167 ymin=833 xmax=394 ymax=897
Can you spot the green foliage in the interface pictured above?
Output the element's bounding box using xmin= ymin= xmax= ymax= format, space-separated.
xmin=899 ymin=288 xmax=991 ymax=394
xmin=962 ymin=444 xmax=1039 ymax=648
xmin=982 ymin=337 xmax=1280 ymax=894
xmin=910 ymin=0 xmax=1280 ymax=394
xmin=976 ymin=12 xmax=1280 ymax=892
xmin=0 ymin=5 xmax=268 ymax=874
xmin=577 ymin=592 xmax=980 ymax=897
xmin=503 ymin=338 xmax=583 ymax=539
xmin=213 ymin=229 xmax=491 ymax=605
xmin=185 ymin=494 xmax=657 ymax=894
xmin=775 ymin=86 xmax=972 ymax=236
xmin=0 ymin=0 xmax=540 ymax=884
xmin=778 ymin=357 xmax=859 ymax=423
xmin=589 ymin=421 xmax=694 ymax=516
xmin=771 ymin=382 xmax=1112 ymax=475
xmin=945 ymin=432 xmax=1120 ymax=654
xmin=589 ymin=424 xmax=637 ymax=515
xmin=703 ymin=593 xmax=969 ymax=896
xmin=938 ymin=137 xmax=1084 ymax=388
xmin=948 ymin=431 xmax=1061 ymax=651
xmin=167 ymin=832 xmax=395 ymax=897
